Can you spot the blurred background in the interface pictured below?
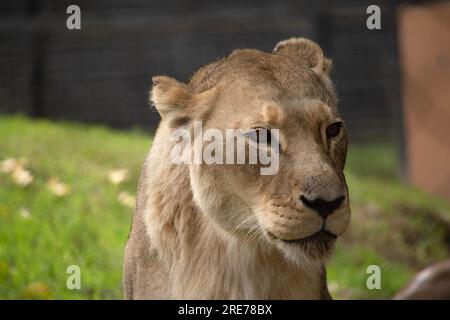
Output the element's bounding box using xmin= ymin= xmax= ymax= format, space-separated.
xmin=0 ymin=0 xmax=449 ymax=299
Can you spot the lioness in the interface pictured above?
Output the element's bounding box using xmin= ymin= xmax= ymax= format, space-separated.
xmin=123 ymin=38 xmax=351 ymax=299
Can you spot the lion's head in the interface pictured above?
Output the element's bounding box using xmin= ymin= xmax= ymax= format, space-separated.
xmin=150 ymin=38 xmax=351 ymax=265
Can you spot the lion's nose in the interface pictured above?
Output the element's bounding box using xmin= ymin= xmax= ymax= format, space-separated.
xmin=300 ymin=195 xmax=345 ymax=219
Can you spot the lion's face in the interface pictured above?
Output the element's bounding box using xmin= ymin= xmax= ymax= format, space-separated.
xmin=151 ymin=38 xmax=351 ymax=263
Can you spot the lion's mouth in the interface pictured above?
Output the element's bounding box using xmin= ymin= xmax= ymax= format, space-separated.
xmin=266 ymin=229 xmax=337 ymax=258
xmin=267 ymin=229 xmax=337 ymax=245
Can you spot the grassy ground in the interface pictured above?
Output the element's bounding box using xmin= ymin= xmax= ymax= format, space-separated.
xmin=0 ymin=115 xmax=449 ymax=299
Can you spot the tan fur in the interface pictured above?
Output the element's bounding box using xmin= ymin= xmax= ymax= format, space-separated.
xmin=395 ymin=260 xmax=450 ymax=300
xmin=123 ymin=38 xmax=351 ymax=299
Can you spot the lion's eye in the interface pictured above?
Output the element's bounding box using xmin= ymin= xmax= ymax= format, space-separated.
xmin=326 ymin=122 xmax=343 ymax=138
xmin=245 ymin=127 xmax=272 ymax=146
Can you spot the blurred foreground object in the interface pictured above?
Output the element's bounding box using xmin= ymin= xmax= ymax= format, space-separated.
xmin=399 ymin=1 xmax=450 ymax=200
xmin=395 ymin=260 xmax=450 ymax=299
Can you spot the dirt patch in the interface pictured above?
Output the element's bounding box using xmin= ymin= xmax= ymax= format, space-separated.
xmin=397 ymin=204 xmax=450 ymax=252
xmin=342 ymin=203 xmax=450 ymax=270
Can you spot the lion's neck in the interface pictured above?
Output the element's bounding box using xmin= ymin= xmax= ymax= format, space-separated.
xmin=145 ymin=181 xmax=323 ymax=298
xmin=173 ymin=215 xmax=324 ymax=299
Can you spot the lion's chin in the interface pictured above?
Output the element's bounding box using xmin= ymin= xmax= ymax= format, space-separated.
xmin=266 ymin=230 xmax=337 ymax=266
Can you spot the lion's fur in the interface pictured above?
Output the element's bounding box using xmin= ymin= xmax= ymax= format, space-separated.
xmin=123 ymin=38 xmax=350 ymax=299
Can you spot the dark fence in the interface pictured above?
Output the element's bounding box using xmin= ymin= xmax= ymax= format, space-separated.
xmin=0 ymin=0 xmax=402 ymax=140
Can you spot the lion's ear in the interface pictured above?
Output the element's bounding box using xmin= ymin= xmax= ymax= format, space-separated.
xmin=150 ymin=76 xmax=218 ymax=124
xmin=273 ymin=38 xmax=332 ymax=75
xmin=150 ymin=76 xmax=192 ymax=119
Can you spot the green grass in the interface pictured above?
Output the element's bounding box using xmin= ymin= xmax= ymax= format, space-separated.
xmin=0 ymin=115 xmax=150 ymax=299
xmin=1 ymin=115 xmax=449 ymax=299
xmin=329 ymin=144 xmax=450 ymax=299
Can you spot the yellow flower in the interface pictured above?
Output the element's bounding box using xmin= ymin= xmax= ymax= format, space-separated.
xmin=118 ymin=191 xmax=135 ymax=208
xmin=0 ymin=158 xmax=28 ymax=173
xmin=11 ymin=166 xmax=33 ymax=186
xmin=47 ymin=177 xmax=71 ymax=197
xmin=21 ymin=282 xmax=52 ymax=300
xmin=19 ymin=207 xmax=31 ymax=219
xmin=108 ymin=169 xmax=129 ymax=185
xmin=0 ymin=158 xmax=19 ymax=173
xmin=328 ymin=281 xmax=339 ymax=294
